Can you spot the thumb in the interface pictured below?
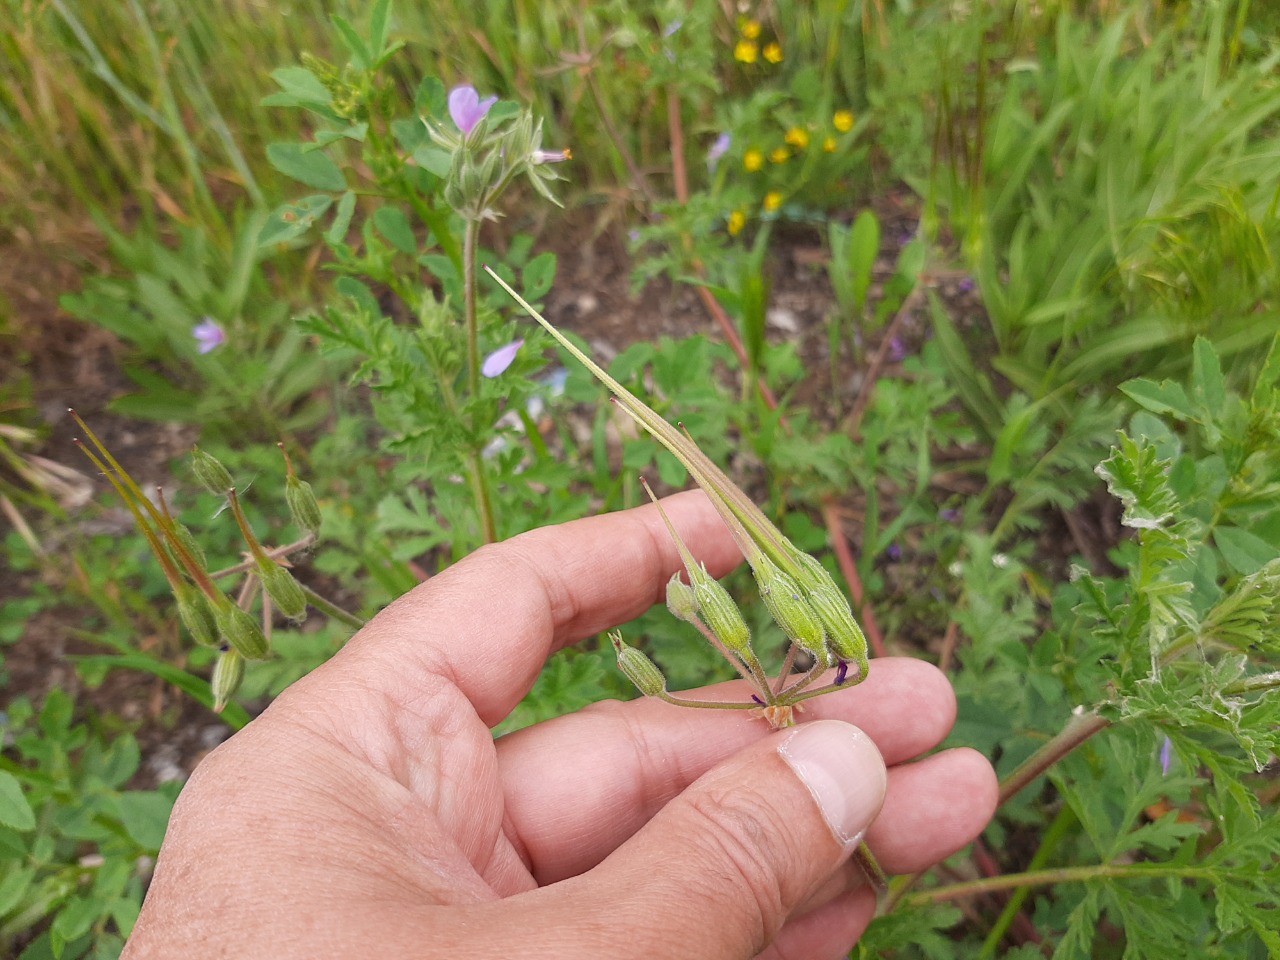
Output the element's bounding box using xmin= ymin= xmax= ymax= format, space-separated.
xmin=585 ymin=719 xmax=887 ymax=960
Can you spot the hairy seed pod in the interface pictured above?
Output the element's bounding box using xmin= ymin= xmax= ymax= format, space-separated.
xmin=177 ymin=587 xmax=220 ymax=648
xmin=610 ymin=633 xmax=666 ymax=697
xmin=755 ymin=556 xmax=826 ymax=657
xmin=212 ymin=649 xmax=245 ymax=713
xmin=665 ymin=572 xmax=699 ymax=622
xmin=286 ymin=474 xmax=322 ymax=537
xmin=216 ymin=603 xmax=269 ymax=660
xmin=690 ymin=566 xmax=752 ymax=656
xmin=258 ymin=561 xmax=307 ymax=622
xmin=788 ymin=550 xmax=868 ymax=666
xmin=191 ymin=446 xmax=233 ymax=496
xmin=168 ymin=521 xmax=207 ymax=573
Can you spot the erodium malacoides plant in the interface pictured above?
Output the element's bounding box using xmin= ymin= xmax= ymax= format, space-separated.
xmin=484 ymin=267 xmax=871 ymax=731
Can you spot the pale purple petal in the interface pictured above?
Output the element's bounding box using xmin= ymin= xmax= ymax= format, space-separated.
xmin=482 ymin=339 xmax=523 ymax=377
xmin=449 ymin=85 xmax=497 ymax=136
xmin=193 ymin=318 xmax=225 ymax=354
xmin=707 ymin=132 xmax=731 ymax=171
xmin=1159 ymin=736 xmax=1173 ymax=776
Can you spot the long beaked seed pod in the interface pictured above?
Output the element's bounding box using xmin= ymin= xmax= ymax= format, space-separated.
xmin=691 ymin=564 xmax=752 ymax=657
xmin=216 ymin=602 xmax=270 ymax=660
xmin=191 ymin=446 xmax=233 ymax=496
xmin=754 ymin=554 xmax=827 ymax=659
xmin=787 ymin=548 xmax=868 ymax=669
xmin=258 ymin=560 xmax=308 ymax=622
xmin=177 ymin=586 xmax=220 ymax=648
xmin=285 ymin=474 xmax=322 ymax=537
xmin=611 ymin=632 xmax=667 ymax=697
xmin=666 ymin=572 xmax=700 ymax=622
xmin=212 ymin=648 xmax=246 ymax=713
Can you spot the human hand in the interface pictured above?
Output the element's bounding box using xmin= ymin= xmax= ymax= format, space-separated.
xmin=125 ymin=491 xmax=997 ymax=959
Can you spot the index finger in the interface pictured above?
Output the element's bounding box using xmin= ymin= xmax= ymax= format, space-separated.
xmin=339 ymin=490 xmax=744 ymax=725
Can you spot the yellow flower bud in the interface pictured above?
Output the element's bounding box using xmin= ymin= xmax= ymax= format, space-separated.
xmin=770 ymin=146 xmax=790 ymax=164
xmin=740 ymin=18 xmax=762 ymax=40
xmin=734 ymin=39 xmax=759 ymax=64
xmin=743 ymin=149 xmax=764 ymax=172
xmin=611 ymin=633 xmax=666 ymax=697
xmin=833 ymin=110 xmax=855 ymax=133
xmin=784 ymin=127 xmax=809 ymax=150
xmin=763 ymin=191 xmax=783 ymax=212
xmin=728 ymin=210 xmax=747 ymax=236
xmin=763 ymin=42 xmax=783 ymax=64
xmin=823 ymin=136 xmax=837 ymax=153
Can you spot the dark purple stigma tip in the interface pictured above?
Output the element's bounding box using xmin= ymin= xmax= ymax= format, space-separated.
xmin=835 ymin=661 xmax=849 ymax=685
xmin=751 ymin=694 xmax=765 ymax=706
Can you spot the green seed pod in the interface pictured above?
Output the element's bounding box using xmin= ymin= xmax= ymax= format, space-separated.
xmin=177 ymin=587 xmax=219 ymax=648
xmin=211 ymin=649 xmax=245 ymax=713
xmin=665 ymin=572 xmax=699 ymax=622
xmin=610 ymin=632 xmax=666 ymax=697
xmin=191 ymin=446 xmax=233 ymax=496
xmin=755 ymin=555 xmax=826 ymax=657
xmin=690 ymin=566 xmax=752 ymax=656
xmin=788 ymin=551 xmax=868 ymax=666
xmin=166 ymin=521 xmax=207 ymax=574
xmin=286 ymin=474 xmax=322 ymax=537
xmin=215 ymin=602 xmax=270 ymax=660
xmin=258 ymin=560 xmax=307 ymax=622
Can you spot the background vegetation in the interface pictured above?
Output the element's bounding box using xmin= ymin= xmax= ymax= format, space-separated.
xmin=1 ymin=0 xmax=1278 ymax=957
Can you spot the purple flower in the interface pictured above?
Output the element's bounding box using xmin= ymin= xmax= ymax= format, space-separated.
xmin=886 ymin=543 xmax=902 ymax=561
xmin=887 ymin=336 xmax=908 ymax=362
xmin=707 ymin=132 xmax=731 ymax=172
xmin=1159 ymin=736 xmax=1173 ymax=776
xmin=448 ymin=85 xmax=497 ymax=136
xmin=835 ymin=660 xmax=849 ymax=685
xmin=193 ymin=318 xmax=225 ymax=354
xmin=941 ymin=508 xmax=961 ymax=523
xmin=482 ymin=339 xmax=524 ymax=377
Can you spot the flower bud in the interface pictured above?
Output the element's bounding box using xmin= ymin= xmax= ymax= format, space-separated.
xmin=755 ymin=555 xmax=826 ymax=657
xmin=258 ymin=560 xmax=307 ymax=622
xmin=191 ymin=446 xmax=233 ymax=496
xmin=690 ymin=566 xmax=752 ymax=656
xmin=177 ymin=586 xmax=219 ymax=647
xmin=665 ymin=572 xmax=699 ymax=622
xmin=286 ymin=474 xmax=322 ymax=537
xmin=212 ymin=648 xmax=245 ymax=713
xmin=788 ymin=550 xmax=868 ymax=666
xmin=610 ymin=632 xmax=666 ymax=697
xmin=216 ymin=602 xmax=269 ymax=660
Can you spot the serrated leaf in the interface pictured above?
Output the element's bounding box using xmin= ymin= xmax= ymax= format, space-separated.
xmin=1120 ymin=378 xmax=1196 ymax=420
xmin=0 ymin=771 xmax=35 ymax=832
xmin=266 ymin=143 xmax=346 ymax=192
xmin=1094 ymin=433 xmax=1177 ymax=530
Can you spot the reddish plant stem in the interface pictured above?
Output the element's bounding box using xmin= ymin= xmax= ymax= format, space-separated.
xmin=937 ymin=619 xmax=960 ymax=674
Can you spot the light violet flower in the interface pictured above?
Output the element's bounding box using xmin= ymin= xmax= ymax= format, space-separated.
xmin=482 ymin=339 xmax=524 ymax=377
xmin=193 ymin=318 xmax=225 ymax=354
xmin=707 ymin=132 xmax=731 ymax=171
xmin=531 ymin=148 xmax=572 ymax=164
xmin=448 ymin=85 xmax=497 ymax=136
xmin=1160 ymin=736 xmax=1173 ymax=776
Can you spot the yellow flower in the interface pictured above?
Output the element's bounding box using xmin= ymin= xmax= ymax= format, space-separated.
xmin=743 ymin=148 xmax=764 ymax=172
xmin=740 ymin=18 xmax=762 ymax=39
xmin=763 ymin=42 xmax=783 ymax=64
xmin=728 ymin=209 xmax=747 ymax=235
xmin=822 ymin=135 xmax=837 ymax=152
xmin=763 ymin=191 xmax=783 ymax=212
xmin=833 ymin=110 xmax=855 ymax=133
xmin=770 ymin=146 xmax=791 ymax=164
xmin=734 ymin=39 xmax=759 ymax=64
xmin=784 ymin=127 xmax=809 ymax=150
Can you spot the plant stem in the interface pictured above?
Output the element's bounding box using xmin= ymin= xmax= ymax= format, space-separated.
xmin=998 ymin=709 xmax=1110 ymax=807
xmin=300 ymin=586 xmax=365 ymax=629
xmin=904 ymin=861 xmax=1217 ymax=907
xmin=462 ymin=217 xmax=498 ymax=544
xmin=657 ymin=692 xmax=759 ymax=711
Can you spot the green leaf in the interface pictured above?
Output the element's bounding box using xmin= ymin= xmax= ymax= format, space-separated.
xmin=373 ymin=206 xmax=417 ymax=254
xmin=1214 ymin=526 xmax=1279 ymax=575
xmin=326 ymin=191 xmax=357 ymax=245
xmin=370 ymin=0 xmax=392 ymax=58
xmin=330 ymin=14 xmax=371 ymax=69
xmin=265 ymin=143 xmax=346 ymax=192
xmin=1191 ymin=335 xmax=1226 ymax=415
xmin=0 ymin=771 xmax=35 ymax=832
xmin=411 ymin=145 xmax=452 ymax=178
xmin=521 ymin=252 xmax=557 ymax=302
xmin=261 ymin=67 xmax=334 ymax=113
xmin=258 ymin=195 xmax=335 ymax=248
xmin=1094 ymin=433 xmax=1177 ymax=530
xmin=846 ymin=210 xmax=879 ymax=314
xmin=0 ymin=864 xmax=35 ymax=915
xmin=51 ymin=897 xmax=101 ymax=953
xmin=116 ymin=791 xmax=176 ymax=852
xmin=1120 ymin=379 xmax=1196 ymax=420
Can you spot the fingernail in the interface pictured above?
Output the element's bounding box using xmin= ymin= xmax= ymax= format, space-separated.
xmin=778 ymin=720 xmax=887 ymax=846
